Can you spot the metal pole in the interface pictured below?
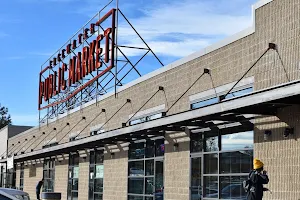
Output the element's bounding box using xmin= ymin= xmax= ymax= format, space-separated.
xmin=115 ymin=0 xmax=119 ymax=98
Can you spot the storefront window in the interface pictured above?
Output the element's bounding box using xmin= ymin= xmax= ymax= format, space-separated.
xmin=19 ymin=163 xmax=24 ymax=191
xmin=68 ymin=153 xmax=79 ymax=200
xmin=191 ymin=87 xmax=253 ymax=110
xmin=43 ymin=159 xmax=55 ymax=192
xmin=191 ymin=131 xmax=253 ymax=199
xmin=129 ymin=113 xmax=163 ymax=126
xmin=128 ymin=139 xmax=164 ymax=200
xmin=89 ymin=150 xmax=104 ymax=200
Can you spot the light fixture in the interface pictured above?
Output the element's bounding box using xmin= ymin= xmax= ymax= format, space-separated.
xmin=284 ymin=128 xmax=294 ymax=138
xmin=264 ymin=130 xmax=272 ymax=141
xmin=173 ymin=143 xmax=179 ymax=152
xmin=110 ymin=152 xmax=115 ymax=159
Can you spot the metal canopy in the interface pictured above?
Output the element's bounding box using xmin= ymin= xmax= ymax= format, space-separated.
xmin=4 ymin=80 xmax=300 ymax=163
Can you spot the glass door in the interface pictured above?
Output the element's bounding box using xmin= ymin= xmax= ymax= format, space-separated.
xmin=190 ymin=157 xmax=202 ymax=200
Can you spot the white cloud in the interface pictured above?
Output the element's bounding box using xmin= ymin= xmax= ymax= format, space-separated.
xmin=116 ymin=0 xmax=254 ymax=57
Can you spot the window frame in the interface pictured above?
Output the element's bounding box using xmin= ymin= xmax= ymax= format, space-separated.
xmin=67 ymin=153 xmax=79 ymax=200
xmin=43 ymin=158 xmax=55 ymax=192
xmin=190 ymin=131 xmax=254 ymax=199
xmin=128 ymin=139 xmax=165 ymax=200
xmin=89 ymin=150 xmax=104 ymax=200
xmin=19 ymin=163 xmax=24 ymax=191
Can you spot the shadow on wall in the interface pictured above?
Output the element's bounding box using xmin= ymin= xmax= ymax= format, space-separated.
xmin=254 ymin=105 xmax=300 ymax=143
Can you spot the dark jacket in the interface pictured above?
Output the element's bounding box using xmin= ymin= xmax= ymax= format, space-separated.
xmin=247 ymin=170 xmax=269 ymax=200
xmin=36 ymin=180 xmax=43 ymax=193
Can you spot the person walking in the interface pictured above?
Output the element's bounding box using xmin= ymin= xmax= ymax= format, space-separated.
xmin=247 ymin=158 xmax=269 ymax=200
xmin=36 ymin=178 xmax=44 ymax=200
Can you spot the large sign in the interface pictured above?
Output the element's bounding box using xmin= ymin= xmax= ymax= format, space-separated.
xmin=38 ymin=9 xmax=116 ymax=110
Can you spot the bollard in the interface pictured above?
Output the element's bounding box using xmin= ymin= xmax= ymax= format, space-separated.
xmin=41 ymin=192 xmax=61 ymax=200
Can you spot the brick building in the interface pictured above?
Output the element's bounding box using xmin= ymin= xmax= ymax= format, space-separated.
xmin=1 ymin=0 xmax=300 ymax=199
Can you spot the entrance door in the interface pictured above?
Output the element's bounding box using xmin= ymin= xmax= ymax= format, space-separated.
xmin=190 ymin=157 xmax=202 ymax=200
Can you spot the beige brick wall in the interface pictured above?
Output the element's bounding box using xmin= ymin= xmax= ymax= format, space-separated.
xmin=54 ymin=158 xmax=69 ymax=200
xmin=23 ymin=162 xmax=43 ymax=199
xmin=103 ymin=149 xmax=128 ymax=200
xmin=254 ymin=105 xmax=300 ymax=200
xmin=164 ymin=132 xmax=190 ymax=200
xmin=78 ymin=156 xmax=89 ymax=200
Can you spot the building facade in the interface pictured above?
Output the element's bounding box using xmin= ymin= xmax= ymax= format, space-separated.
xmin=1 ymin=0 xmax=300 ymax=199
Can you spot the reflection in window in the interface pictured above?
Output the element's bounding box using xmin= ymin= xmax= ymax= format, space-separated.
xmin=191 ymin=97 xmax=218 ymax=109
xmin=129 ymin=161 xmax=144 ymax=177
xmin=221 ymin=87 xmax=253 ymax=100
xmin=203 ymin=176 xmax=218 ymax=198
xmin=129 ymin=113 xmax=163 ymax=125
xmin=43 ymin=159 xmax=55 ymax=192
xmin=191 ymin=86 xmax=253 ymax=110
xmin=191 ymin=130 xmax=254 ymax=200
xmin=68 ymin=153 xmax=79 ymax=200
xmin=204 ymin=154 xmax=218 ymax=174
xmin=89 ymin=150 xmax=104 ymax=200
xmin=220 ymin=151 xmax=253 ymax=174
xmin=19 ymin=163 xmax=24 ymax=191
xmin=128 ymin=139 xmax=164 ymax=200
xmin=220 ymin=176 xmax=248 ymax=199
xmin=205 ymin=136 xmax=218 ymax=152
xmin=221 ymin=131 xmax=254 ymax=151
xmin=190 ymin=134 xmax=203 ymax=153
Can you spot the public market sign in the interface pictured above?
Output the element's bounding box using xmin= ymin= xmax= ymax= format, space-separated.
xmin=38 ymin=9 xmax=116 ymax=110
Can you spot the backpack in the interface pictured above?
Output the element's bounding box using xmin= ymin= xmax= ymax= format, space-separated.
xmin=243 ymin=171 xmax=254 ymax=192
xmin=243 ymin=178 xmax=252 ymax=192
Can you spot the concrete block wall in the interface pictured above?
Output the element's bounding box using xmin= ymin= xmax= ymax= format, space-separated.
xmin=164 ymin=132 xmax=190 ymax=200
xmin=254 ymin=105 xmax=300 ymax=200
xmin=103 ymin=150 xmax=128 ymax=200
xmin=23 ymin=163 xmax=43 ymax=199
xmin=54 ymin=158 xmax=69 ymax=200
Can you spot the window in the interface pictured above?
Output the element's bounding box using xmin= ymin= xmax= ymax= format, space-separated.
xmin=190 ymin=131 xmax=253 ymax=199
xmin=68 ymin=153 xmax=79 ymax=200
xmin=19 ymin=163 xmax=24 ymax=191
xmin=90 ymin=128 xmax=105 ymax=136
xmin=129 ymin=113 xmax=163 ymax=125
xmin=220 ymin=87 xmax=253 ymax=100
xmin=128 ymin=139 xmax=164 ymax=200
xmin=89 ymin=150 xmax=104 ymax=200
xmin=191 ymin=97 xmax=219 ymax=109
xmin=191 ymin=86 xmax=253 ymax=110
xmin=6 ymin=164 xmax=16 ymax=189
xmin=42 ymin=142 xmax=58 ymax=149
xmin=43 ymin=159 xmax=55 ymax=192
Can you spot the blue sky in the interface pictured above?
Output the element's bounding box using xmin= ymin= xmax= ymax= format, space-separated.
xmin=0 ymin=0 xmax=257 ymax=126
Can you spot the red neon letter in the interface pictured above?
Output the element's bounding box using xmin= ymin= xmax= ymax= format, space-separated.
xmin=88 ymin=40 xmax=96 ymax=72
xmin=53 ymin=71 xmax=58 ymax=95
xmin=82 ymin=46 xmax=89 ymax=77
xmin=76 ymin=52 xmax=82 ymax=82
xmin=61 ymin=63 xmax=67 ymax=90
xmin=96 ymin=34 xmax=103 ymax=69
xmin=69 ymin=57 xmax=76 ymax=86
xmin=104 ymin=28 xmax=112 ymax=63
xmin=39 ymin=81 xmax=44 ymax=105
